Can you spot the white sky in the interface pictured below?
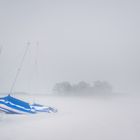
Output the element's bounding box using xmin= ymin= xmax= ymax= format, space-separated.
xmin=0 ymin=0 xmax=140 ymax=93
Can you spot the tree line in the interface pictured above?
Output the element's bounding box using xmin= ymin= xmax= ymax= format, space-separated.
xmin=53 ymin=81 xmax=113 ymax=96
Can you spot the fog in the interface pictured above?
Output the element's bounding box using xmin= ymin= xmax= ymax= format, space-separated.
xmin=0 ymin=95 xmax=140 ymax=140
xmin=0 ymin=0 xmax=140 ymax=94
xmin=0 ymin=1 xmax=140 ymax=139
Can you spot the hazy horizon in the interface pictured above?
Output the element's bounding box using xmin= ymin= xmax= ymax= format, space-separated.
xmin=0 ymin=0 xmax=140 ymax=94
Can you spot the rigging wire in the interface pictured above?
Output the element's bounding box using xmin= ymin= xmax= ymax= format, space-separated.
xmin=9 ymin=42 xmax=30 ymax=95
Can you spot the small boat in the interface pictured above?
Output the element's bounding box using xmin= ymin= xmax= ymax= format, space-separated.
xmin=0 ymin=95 xmax=57 ymax=114
xmin=31 ymin=103 xmax=57 ymax=113
xmin=0 ymin=43 xmax=57 ymax=115
xmin=0 ymin=95 xmax=36 ymax=114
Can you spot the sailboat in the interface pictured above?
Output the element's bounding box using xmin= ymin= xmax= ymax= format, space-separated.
xmin=0 ymin=95 xmax=57 ymax=114
xmin=0 ymin=43 xmax=57 ymax=114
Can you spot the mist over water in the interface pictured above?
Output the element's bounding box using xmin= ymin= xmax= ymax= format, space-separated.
xmin=0 ymin=94 xmax=140 ymax=140
xmin=0 ymin=0 xmax=140 ymax=94
xmin=0 ymin=0 xmax=140 ymax=140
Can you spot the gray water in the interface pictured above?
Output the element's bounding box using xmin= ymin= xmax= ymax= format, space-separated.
xmin=0 ymin=94 xmax=140 ymax=140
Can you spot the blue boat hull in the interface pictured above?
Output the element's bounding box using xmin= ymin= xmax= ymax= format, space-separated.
xmin=0 ymin=95 xmax=57 ymax=114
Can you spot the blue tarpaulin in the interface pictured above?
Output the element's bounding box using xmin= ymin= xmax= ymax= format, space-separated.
xmin=0 ymin=95 xmax=57 ymax=114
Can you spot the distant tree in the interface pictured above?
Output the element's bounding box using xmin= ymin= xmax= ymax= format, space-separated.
xmin=77 ymin=81 xmax=90 ymax=89
xmin=53 ymin=81 xmax=72 ymax=95
xmin=52 ymin=80 xmax=113 ymax=95
xmin=73 ymin=81 xmax=90 ymax=94
xmin=93 ymin=81 xmax=113 ymax=93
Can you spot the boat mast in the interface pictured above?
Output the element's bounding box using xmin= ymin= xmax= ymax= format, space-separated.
xmin=9 ymin=42 xmax=30 ymax=95
xmin=0 ymin=46 xmax=3 ymax=55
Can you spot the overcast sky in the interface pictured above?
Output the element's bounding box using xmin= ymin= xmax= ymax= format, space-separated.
xmin=0 ymin=0 xmax=140 ymax=94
